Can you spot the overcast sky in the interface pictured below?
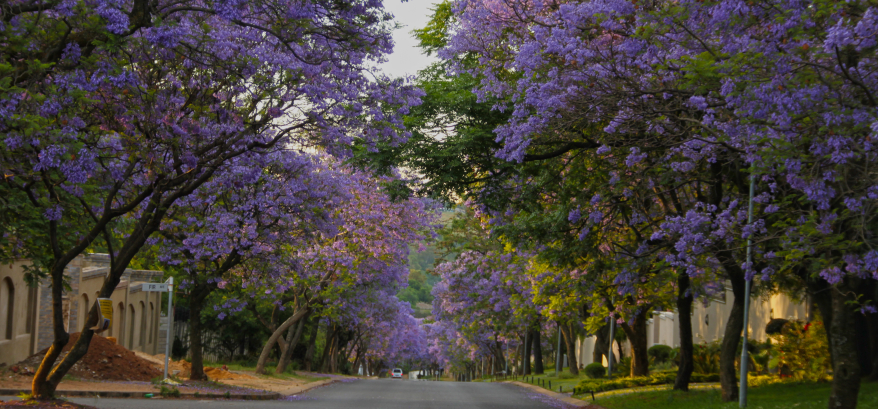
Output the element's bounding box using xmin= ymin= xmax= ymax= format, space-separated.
xmin=380 ymin=0 xmax=441 ymax=78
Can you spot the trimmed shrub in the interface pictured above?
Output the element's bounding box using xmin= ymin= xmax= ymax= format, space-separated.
xmin=575 ymin=372 xmax=719 ymax=393
xmin=584 ymin=363 xmax=606 ymax=379
xmin=648 ymin=344 xmax=673 ymax=363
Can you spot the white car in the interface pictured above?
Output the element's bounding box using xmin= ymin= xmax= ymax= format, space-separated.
xmin=391 ymin=368 xmax=403 ymax=379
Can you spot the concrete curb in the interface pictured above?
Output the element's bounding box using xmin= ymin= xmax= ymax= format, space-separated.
xmin=506 ymin=381 xmax=592 ymax=408
xmin=0 ymin=388 xmax=280 ymax=400
xmin=277 ymin=378 xmax=341 ymax=395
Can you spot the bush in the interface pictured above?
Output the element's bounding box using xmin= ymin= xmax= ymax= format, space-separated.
xmin=584 ymin=363 xmax=606 ymax=379
xmin=575 ymin=372 xmax=719 ymax=394
xmin=648 ymin=345 xmax=673 ymax=364
xmin=768 ymin=320 xmax=830 ymax=381
xmin=693 ymin=341 xmax=721 ymax=374
xmin=159 ymin=386 xmax=181 ymax=398
xmin=559 ymin=371 xmax=576 ymax=379
xmin=615 ymin=356 xmax=632 ymax=377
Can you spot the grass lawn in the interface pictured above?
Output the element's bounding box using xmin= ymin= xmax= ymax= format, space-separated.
xmin=595 ymin=380 xmax=878 ymax=409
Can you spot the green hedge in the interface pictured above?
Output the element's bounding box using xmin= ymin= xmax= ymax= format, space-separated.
xmin=648 ymin=344 xmax=673 ymax=363
xmin=574 ymin=372 xmax=720 ymax=394
xmin=584 ymin=363 xmax=607 ymax=379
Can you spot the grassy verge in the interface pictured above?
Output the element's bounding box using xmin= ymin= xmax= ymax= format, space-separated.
xmin=492 ymin=367 xmax=586 ymax=393
xmin=595 ymin=380 xmax=878 ymax=409
xmin=203 ymin=361 xmax=329 ymax=383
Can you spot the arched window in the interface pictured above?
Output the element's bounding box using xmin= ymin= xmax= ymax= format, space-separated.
xmin=116 ymin=302 xmax=125 ymax=341
xmin=1 ymin=277 xmax=14 ymax=340
xmin=139 ymin=301 xmax=146 ymax=347
xmin=25 ymin=285 xmax=36 ymax=335
xmin=148 ymin=302 xmax=155 ymax=344
xmin=128 ymin=304 xmax=135 ymax=350
xmin=79 ymin=293 xmax=90 ymax=331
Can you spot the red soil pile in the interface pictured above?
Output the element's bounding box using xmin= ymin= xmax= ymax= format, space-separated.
xmin=16 ymin=333 xmax=162 ymax=382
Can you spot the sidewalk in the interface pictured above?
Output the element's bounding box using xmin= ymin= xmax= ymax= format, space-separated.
xmin=0 ymin=374 xmax=355 ymax=400
xmin=0 ymin=380 xmax=279 ymax=400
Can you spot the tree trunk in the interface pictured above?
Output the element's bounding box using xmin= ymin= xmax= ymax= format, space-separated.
xmin=593 ymin=323 xmax=614 ymax=366
xmin=254 ymin=306 xmax=309 ymax=374
xmin=857 ymin=280 xmax=878 ymax=381
xmin=31 ymin=260 xmax=72 ymax=399
xmin=675 ymin=273 xmax=695 ymax=391
xmin=304 ymin=319 xmax=320 ymax=371
xmin=827 ymin=279 xmax=861 ymax=409
xmin=320 ymin=323 xmax=336 ymax=373
xmin=32 ymin=224 xmax=186 ymax=398
xmin=188 ymin=286 xmax=211 ymax=380
xmin=716 ymin=253 xmax=746 ymax=402
xmin=620 ymin=309 xmax=649 ymax=377
xmin=560 ymin=324 xmax=579 ymax=375
xmin=867 ymin=306 xmax=878 ymax=381
xmin=523 ymin=332 xmax=531 ymax=375
xmin=808 ymin=277 xmax=835 ymax=367
xmin=532 ymin=328 xmax=544 ymax=374
xmin=276 ymin=310 xmax=310 ymax=374
xmin=330 ymin=331 xmax=340 ymax=373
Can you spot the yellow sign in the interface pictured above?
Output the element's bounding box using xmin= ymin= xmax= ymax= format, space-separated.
xmin=92 ymin=298 xmax=113 ymax=333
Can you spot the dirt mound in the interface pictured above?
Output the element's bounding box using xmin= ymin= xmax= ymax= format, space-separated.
xmin=204 ymin=367 xmax=256 ymax=380
xmin=16 ymin=333 xmax=162 ymax=382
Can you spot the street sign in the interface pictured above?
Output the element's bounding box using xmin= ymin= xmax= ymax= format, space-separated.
xmin=143 ymin=283 xmax=169 ymax=292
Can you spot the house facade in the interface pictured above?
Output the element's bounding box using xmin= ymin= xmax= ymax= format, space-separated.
xmin=0 ymin=254 xmax=165 ymax=366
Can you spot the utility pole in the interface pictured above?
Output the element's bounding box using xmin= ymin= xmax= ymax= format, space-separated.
xmin=739 ymin=175 xmax=756 ymax=408
xmin=556 ymin=321 xmax=562 ymax=375
xmin=608 ymin=318 xmax=615 ymax=377
xmin=162 ymin=277 xmax=174 ymax=382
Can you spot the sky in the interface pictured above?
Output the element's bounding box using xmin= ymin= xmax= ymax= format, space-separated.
xmin=380 ymin=0 xmax=441 ymax=78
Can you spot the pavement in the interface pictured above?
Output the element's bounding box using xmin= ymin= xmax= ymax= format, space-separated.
xmin=1 ymin=378 xmax=573 ymax=408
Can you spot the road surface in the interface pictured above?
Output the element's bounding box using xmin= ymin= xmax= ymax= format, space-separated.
xmin=0 ymin=379 xmax=559 ymax=409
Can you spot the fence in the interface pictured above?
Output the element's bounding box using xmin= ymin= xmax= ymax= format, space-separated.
xmin=170 ymin=319 xmax=254 ymax=363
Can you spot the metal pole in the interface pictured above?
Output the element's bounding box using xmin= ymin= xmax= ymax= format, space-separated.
xmin=163 ymin=276 xmax=174 ymax=381
xmin=739 ymin=175 xmax=755 ymax=408
xmin=608 ymin=318 xmax=615 ymax=377
xmin=505 ymin=339 xmax=508 ymax=376
xmin=556 ymin=321 xmax=562 ymax=375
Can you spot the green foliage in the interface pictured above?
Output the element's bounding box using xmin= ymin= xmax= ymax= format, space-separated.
xmin=616 ymin=356 xmax=632 ymax=377
xmin=397 ymin=269 xmax=434 ymax=308
xmin=559 ymin=371 xmax=577 ymax=380
xmin=576 ymin=372 xmax=721 ymax=393
xmin=585 ymin=363 xmax=607 ymax=379
xmin=692 ymin=342 xmax=722 ymax=375
xmin=768 ymin=321 xmax=831 ymax=382
xmin=159 ymin=386 xmax=181 ymax=398
xmin=412 ymin=1 xmax=453 ymax=55
xmin=648 ymin=345 xmax=673 ymax=364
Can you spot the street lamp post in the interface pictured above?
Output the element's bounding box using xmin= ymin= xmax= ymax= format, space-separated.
xmin=739 ymin=175 xmax=756 ymax=408
xmin=556 ymin=321 xmax=562 ymax=375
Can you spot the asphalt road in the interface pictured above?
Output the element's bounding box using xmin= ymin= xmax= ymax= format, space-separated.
xmin=0 ymin=379 xmax=558 ymax=409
